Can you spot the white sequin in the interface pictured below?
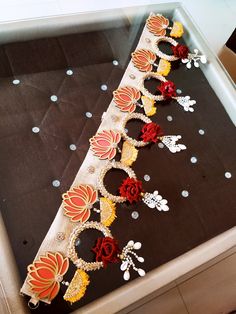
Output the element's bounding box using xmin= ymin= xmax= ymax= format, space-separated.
xmin=181 ymin=190 xmax=189 ymax=198
xmin=101 ymin=84 xmax=108 ymax=91
xmin=52 ymin=180 xmax=60 ymax=187
xmin=75 ymin=239 xmax=81 ymax=246
xmin=191 ymin=157 xmax=197 ymax=164
xmin=225 ymin=172 xmax=232 ymax=179
xmin=86 ymin=112 xmax=92 ymax=118
xmin=131 ymin=211 xmax=139 ymax=219
xmin=13 ymin=79 xmax=20 ymax=85
xmin=144 ymin=175 xmax=150 ymax=181
xmin=125 ymin=128 xmax=128 ymax=133
xmin=176 ymin=89 xmax=182 ymax=94
xmin=167 ymin=115 xmax=173 ymax=122
xmin=32 ymin=127 xmax=40 ymax=133
xmin=158 ymin=142 xmax=164 ymax=149
xmin=113 ymin=60 xmax=119 ymax=66
xmin=51 ymin=95 xmax=58 ymax=102
xmin=69 ymin=144 xmax=77 ymax=151
xmin=199 ymin=129 xmax=205 ymax=135
xmin=66 ymin=69 xmax=73 ymax=75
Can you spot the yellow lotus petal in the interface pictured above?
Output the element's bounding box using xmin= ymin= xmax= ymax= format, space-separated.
xmin=63 ymin=269 xmax=90 ymax=304
xmin=121 ymin=141 xmax=138 ymax=166
xmin=141 ymin=96 xmax=157 ymax=117
xmin=157 ymin=59 xmax=171 ymax=77
xmin=100 ymin=197 xmax=117 ymax=227
xmin=170 ymin=21 xmax=184 ymax=38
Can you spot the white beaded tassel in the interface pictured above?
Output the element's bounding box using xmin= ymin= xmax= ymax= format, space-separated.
xmin=119 ymin=240 xmax=145 ymax=281
xmin=142 ymin=191 xmax=169 ymax=211
xmin=173 ymin=96 xmax=196 ymax=112
xmin=160 ymin=135 xmax=186 ymax=153
xmin=182 ymin=48 xmax=207 ymax=69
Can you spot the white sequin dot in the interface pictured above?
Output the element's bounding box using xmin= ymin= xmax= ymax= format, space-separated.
xmin=66 ymin=69 xmax=73 ymax=75
xmin=181 ymin=190 xmax=189 ymax=198
xmin=125 ymin=128 xmax=128 ymax=133
xmin=176 ymin=89 xmax=182 ymax=94
xmin=131 ymin=211 xmax=139 ymax=219
xmin=158 ymin=142 xmax=164 ymax=149
xmin=13 ymin=79 xmax=20 ymax=85
xmin=75 ymin=239 xmax=81 ymax=246
xmin=50 ymin=95 xmax=58 ymax=102
xmin=69 ymin=144 xmax=77 ymax=151
xmin=167 ymin=115 xmax=173 ymax=122
xmin=199 ymin=129 xmax=205 ymax=135
xmin=86 ymin=112 xmax=92 ymax=118
xmin=144 ymin=174 xmax=150 ymax=181
xmin=191 ymin=156 xmax=197 ymax=164
xmin=32 ymin=127 xmax=40 ymax=133
xmin=225 ymin=172 xmax=232 ymax=179
xmin=52 ymin=180 xmax=60 ymax=187
xmin=101 ymin=84 xmax=108 ymax=91
xmin=113 ymin=60 xmax=119 ymax=66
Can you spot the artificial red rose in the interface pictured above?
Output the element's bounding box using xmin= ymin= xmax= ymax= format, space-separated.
xmin=140 ymin=122 xmax=164 ymax=143
xmin=171 ymin=44 xmax=189 ymax=59
xmin=119 ymin=177 xmax=143 ymax=203
xmin=157 ymin=81 xmax=176 ymax=98
xmin=92 ymin=237 xmax=120 ymax=268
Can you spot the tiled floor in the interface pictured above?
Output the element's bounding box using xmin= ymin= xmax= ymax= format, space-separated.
xmin=121 ymin=248 xmax=236 ymax=314
xmin=0 ymin=0 xmax=235 ymax=55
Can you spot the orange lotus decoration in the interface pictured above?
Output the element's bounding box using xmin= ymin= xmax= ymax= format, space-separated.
xmin=131 ymin=49 xmax=156 ymax=72
xmin=147 ymin=15 xmax=169 ymax=36
xmin=90 ymin=129 xmax=121 ymax=160
xmin=62 ymin=184 xmax=97 ymax=222
xmin=113 ymin=86 xmax=141 ymax=113
xmin=27 ymin=252 xmax=69 ymax=302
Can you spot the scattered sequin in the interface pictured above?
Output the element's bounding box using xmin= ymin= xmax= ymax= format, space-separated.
xmin=176 ymin=89 xmax=182 ymax=94
xmin=69 ymin=144 xmax=77 ymax=151
xmin=145 ymin=38 xmax=151 ymax=43
xmin=167 ymin=115 xmax=173 ymax=122
xmin=129 ymin=74 xmax=136 ymax=79
xmin=181 ymin=190 xmax=189 ymax=198
xmin=86 ymin=112 xmax=92 ymax=118
xmin=32 ymin=127 xmax=40 ymax=133
xmin=131 ymin=211 xmax=139 ymax=219
xmin=52 ymin=180 xmax=60 ymax=187
xmin=199 ymin=129 xmax=205 ymax=135
xmin=50 ymin=95 xmax=58 ymax=102
xmin=56 ymin=232 xmax=65 ymax=241
xmin=113 ymin=60 xmax=119 ymax=66
xmin=144 ymin=174 xmax=150 ymax=181
xmin=191 ymin=156 xmax=197 ymax=164
xmin=66 ymin=69 xmax=73 ymax=75
xmin=75 ymin=238 xmax=81 ymax=246
xmin=225 ymin=172 xmax=232 ymax=179
xmin=101 ymin=84 xmax=108 ymax=91
xmin=111 ymin=115 xmax=120 ymax=123
xmin=125 ymin=128 xmax=128 ymax=133
xmin=158 ymin=142 xmax=164 ymax=149
xmin=13 ymin=79 xmax=20 ymax=85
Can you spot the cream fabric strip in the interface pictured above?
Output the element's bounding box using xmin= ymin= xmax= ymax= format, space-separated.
xmin=20 ymin=13 xmax=157 ymax=301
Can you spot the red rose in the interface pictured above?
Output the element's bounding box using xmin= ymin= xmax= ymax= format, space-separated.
xmin=171 ymin=44 xmax=189 ymax=59
xmin=158 ymin=81 xmax=176 ymax=98
xmin=92 ymin=237 xmax=120 ymax=268
xmin=140 ymin=122 xmax=163 ymax=143
xmin=119 ymin=177 xmax=143 ymax=203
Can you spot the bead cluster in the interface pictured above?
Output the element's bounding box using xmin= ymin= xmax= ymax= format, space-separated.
xmin=67 ymin=221 xmax=112 ymax=271
xmin=97 ymin=160 xmax=136 ymax=203
xmin=120 ymin=113 xmax=152 ymax=147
